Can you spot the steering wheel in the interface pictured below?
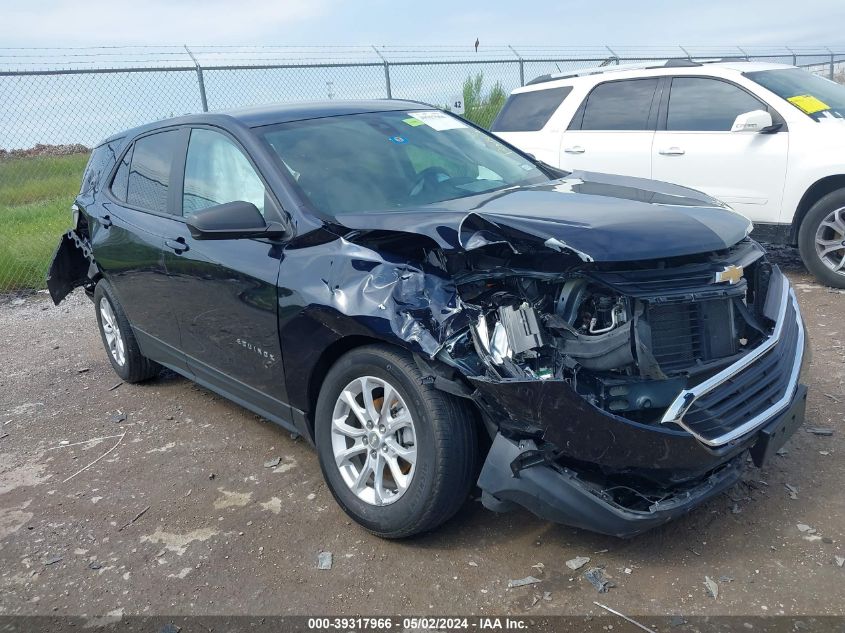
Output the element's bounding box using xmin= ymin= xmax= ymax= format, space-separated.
xmin=409 ymin=166 xmax=452 ymax=198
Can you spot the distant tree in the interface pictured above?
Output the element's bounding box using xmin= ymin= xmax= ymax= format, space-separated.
xmin=460 ymin=72 xmax=507 ymax=129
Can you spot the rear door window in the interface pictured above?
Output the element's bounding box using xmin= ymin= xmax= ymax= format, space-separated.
xmin=667 ymin=77 xmax=766 ymax=131
xmin=576 ymin=79 xmax=659 ymax=131
xmin=492 ymin=87 xmax=573 ymax=132
xmin=126 ymin=130 xmax=180 ymax=214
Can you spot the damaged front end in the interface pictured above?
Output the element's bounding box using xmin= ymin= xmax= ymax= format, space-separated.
xmin=427 ymin=236 xmax=808 ymax=537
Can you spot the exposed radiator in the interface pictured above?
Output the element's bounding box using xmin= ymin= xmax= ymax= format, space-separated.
xmin=648 ymin=299 xmax=738 ymax=371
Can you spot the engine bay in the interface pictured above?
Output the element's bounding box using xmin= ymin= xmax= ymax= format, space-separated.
xmin=442 ymin=240 xmax=773 ymax=426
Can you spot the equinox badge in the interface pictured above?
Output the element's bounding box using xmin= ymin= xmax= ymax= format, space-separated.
xmin=715 ymin=265 xmax=744 ymax=285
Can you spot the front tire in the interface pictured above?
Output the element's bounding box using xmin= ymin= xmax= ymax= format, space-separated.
xmin=798 ymin=189 xmax=845 ymax=288
xmin=94 ymin=280 xmax=161 ymax=383
xmin=315 ymin=344 xmax=478 ymax=538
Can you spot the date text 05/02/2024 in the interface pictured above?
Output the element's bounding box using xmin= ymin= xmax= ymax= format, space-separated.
xmin=306 ymin=617 xmax=529 ymax=630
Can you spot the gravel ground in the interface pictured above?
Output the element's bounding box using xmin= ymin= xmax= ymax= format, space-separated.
xmin=1 ymin=262 xmax=844 ymax=619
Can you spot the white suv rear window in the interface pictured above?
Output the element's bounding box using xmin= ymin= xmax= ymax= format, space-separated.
xmin=492 ymin=87 xmax=572 ymax=132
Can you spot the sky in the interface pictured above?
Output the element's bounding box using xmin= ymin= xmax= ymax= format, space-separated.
xmin=2 ymin=0 xmax=845 ymax=48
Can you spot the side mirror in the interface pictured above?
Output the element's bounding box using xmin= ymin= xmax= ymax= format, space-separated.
xmin=731 ymin=110 xmax=774 ymax=133
xmin=186 ymin=201 xmax=286 ymax=240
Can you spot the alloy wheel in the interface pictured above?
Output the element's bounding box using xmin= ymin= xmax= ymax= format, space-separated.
xmin=99 ymin=297 xmax=126 ymax=366
xmin=330 ymin=375 xmax=417 ymax=506
xmin=814 ymin=206 xmax=845 ymax=275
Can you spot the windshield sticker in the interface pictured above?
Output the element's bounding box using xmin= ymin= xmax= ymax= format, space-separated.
xmin=403 ymin=117 xmax=426 ymax=127
xmin=787 ymin=94 xmax=830 ymax=115
xmin=407 ymin=111 xmax=469 ymax=131
xmin=388 ymin=135 xmax=408 ymax=144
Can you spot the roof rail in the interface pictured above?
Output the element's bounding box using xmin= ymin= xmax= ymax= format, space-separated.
xmin=526 ymin=57 xmax=703 ymax=86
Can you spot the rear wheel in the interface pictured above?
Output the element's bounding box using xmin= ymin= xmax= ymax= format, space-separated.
xmin=94 ymin=281 xmax=161 ymax=382
xmin=798 ymin=189 xmax=845 ymax=288
xmin=315 ymin=344 xmax=477 ymax=538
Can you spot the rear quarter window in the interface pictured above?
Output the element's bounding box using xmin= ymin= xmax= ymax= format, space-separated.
xmin=79 ymin=137 xmax=124 ymax=196
xmin=491 ymin=87 xmax=573 ymax=132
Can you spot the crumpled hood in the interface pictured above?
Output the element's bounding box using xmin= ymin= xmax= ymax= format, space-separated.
xmin=336 ymin=171 xmax=753 ymax=262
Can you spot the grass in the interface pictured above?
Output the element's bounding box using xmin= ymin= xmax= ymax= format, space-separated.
xmin=0 ymin=153 xmax=89 ymax=292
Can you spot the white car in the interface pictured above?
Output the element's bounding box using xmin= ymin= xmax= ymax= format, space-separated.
xmin=492 ymin=60 xmax=845 ymax=287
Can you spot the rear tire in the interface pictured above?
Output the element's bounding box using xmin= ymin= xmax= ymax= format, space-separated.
xmin=94 ymin=280 xmax=161 ymax=383
xmin=315 ymin=344 xmax=478 ymax=538
xmin=798 ymin=189 xmax=845 ymax=289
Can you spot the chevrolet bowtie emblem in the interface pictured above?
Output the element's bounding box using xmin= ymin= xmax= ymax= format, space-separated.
xmin=715 ymin=265 xmax=744 ymax=285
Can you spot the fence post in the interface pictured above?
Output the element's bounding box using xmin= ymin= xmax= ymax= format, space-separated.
xmin=372 ymin=46 xmax=392 ymax=99
xmin=679 ymin=45 xmax=692 ymax=61
xmin=827 ymin=47 xmax=835 ymax=80
xmin=737 ymin=46 xmax=749 ymax=61
xmin=508 ymin=45 xmax=525 ymax=86
xmin=786 ymin=46 xmax=797 ymax=66
xmin=606 ymin=46 xmax=620 ymax=65
xmin=184 ymin=45 xmax=208 ymax=112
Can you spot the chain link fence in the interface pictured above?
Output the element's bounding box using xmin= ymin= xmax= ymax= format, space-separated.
xmin=2 ymin=44 xmax=844 ymax=293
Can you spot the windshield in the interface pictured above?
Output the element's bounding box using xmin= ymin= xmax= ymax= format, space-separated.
xmin=259 ymin=110 xmax=548 ymax=216
xmin=746 ymin=68 xmax=845 ymax=121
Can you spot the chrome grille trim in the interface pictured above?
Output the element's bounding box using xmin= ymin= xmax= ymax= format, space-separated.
xmin=660 ymin=275 xmax=805 ymax=447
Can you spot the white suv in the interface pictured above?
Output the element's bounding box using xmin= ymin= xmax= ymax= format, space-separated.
xmin=492 ymin=60 xmax=845 ymax=287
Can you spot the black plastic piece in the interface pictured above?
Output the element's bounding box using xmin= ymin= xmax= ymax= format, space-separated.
xmin=749 ymin=384 xmax=807 ymax=467
xmin=46 ymin=231 xmax=92 ymax=305
xmin=478 ymin=434 xmax=745 ymax=538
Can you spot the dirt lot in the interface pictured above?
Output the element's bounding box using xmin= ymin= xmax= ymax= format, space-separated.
xmin=1 ymin=264 xmax=844 ymax=621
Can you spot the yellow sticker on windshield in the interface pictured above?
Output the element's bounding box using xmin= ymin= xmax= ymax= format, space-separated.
xmin=787 ymin=94 xmax=830 ymax=114
xmin=403 ymin=117 xmax=425 ymax=127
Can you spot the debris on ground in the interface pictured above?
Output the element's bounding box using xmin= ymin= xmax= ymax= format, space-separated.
xmin=566 ymin=556 xmax=590 ymax=570
xmin=624 ymin=567 xmax=633 ymax=574
xmin=317 ymin=551 xmax=332 ymax=570
xmin=62 ymin=432 xmax=126 ymax=483
xmin=507 ymin=576 xmax=541 ymax=588
xmin=835 ymin=556 xmax=845 ymax=568
xmin=593 ymin=601 xmax=653 ymax=633
xmin=776 ymin=447 xmax=789 ymax=456
xmin=44 ymin=556 xmax=63 ymax=566
xmin=110 ymin=412 xmax=127 ymax=424
xmin=264 ymin=457 xmax=282 ymax=468
xmin=468 ymin=561 xmax=478 ymax=567
xmin=531 ymin=562 xmax=544 ymax=572
xmin=731 ymin=503 xmax=742 ymax=514
xmin=290 ymin=432 xmax=300 ymax=441
xmin=797 ymin=523 xmax=816 ymax=533
xmin=118 ymin=505 xmax=151 ymax=531
xmin=669 ymin=615 xmax=688 ymax=628
xmin=584 ymin=568 xmax=613 ymax=593
xmin=108 ymin=381 xmax=123 ymax=391
xmin=704 ymin=576 xmax=719 ymax=599
xmin=719 ymin=575 xmax=735 ymax=583
xmin=76 ymin=367 xmax=90 ymax=373
xmin=785 ymin=483 xmax=799 ymax=499
xmin=543 ymin=591 xmax=552 ymax=601
xmin=806 ymin=427 xmax=834 ymax=436
xmin=88 ymin=562 xmax=102 ymax=570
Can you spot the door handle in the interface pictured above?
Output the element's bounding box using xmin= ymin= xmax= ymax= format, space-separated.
xmin=164 ymin=237 xmax=189 ymax=254
xmin=659 ymin=147 xmax=685 ymax=155
xmin=100 ymin=214 xmax=113 ymax=229
xmin=564 ymin=146 xmax=586 ymax=154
